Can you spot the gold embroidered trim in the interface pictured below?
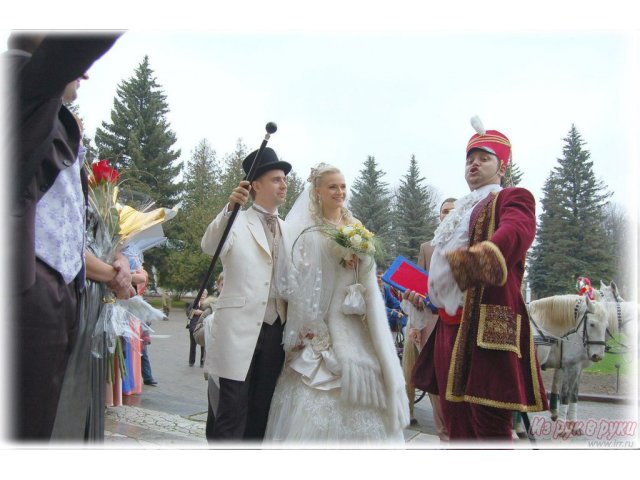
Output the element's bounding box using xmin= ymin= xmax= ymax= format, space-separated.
xmin=467 ymin=136 xmax=511 ymax=148
xmin=446 ymin=285 xmax=480 ymax=400
xmin=444 ymin=190 xmax=545 ymax=413
xmin=471 ymin=200 xmax=488 ymax=245
xmin=528 ymin=322 xmax=545 ymax=411
xmin=477 ymin=304 xmax=521 ymax=358
xmin=444 ymin=392 xmax=545 ymax=412
xmin=447 ymin=309 xmax=545 ymax=412
xmin=479 ymin=241 xmax=508 ymax=286
xmin=488 ymin=191 xmax=499 ymax=237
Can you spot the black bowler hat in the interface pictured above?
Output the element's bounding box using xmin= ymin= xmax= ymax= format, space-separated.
xmin=242 ymin=147 xmax=292 ymax=180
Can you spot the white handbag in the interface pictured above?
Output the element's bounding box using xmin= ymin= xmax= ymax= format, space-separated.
xmin=342 ymin=283 xmax=367 ymax=316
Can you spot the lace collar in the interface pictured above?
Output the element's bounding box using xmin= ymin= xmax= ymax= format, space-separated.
xmin=431 ymin=183 xmax=502 ymax=247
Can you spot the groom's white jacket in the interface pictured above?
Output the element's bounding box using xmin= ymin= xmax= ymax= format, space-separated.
xmin=201 ymin=205 xmax=292 ymax=382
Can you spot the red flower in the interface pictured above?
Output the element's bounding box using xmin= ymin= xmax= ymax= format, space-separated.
xmin=91 ymin=160 xmax=119 ymax=184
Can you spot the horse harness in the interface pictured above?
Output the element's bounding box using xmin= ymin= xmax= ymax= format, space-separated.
xmin=531 ymin=299 xmax=605 ymax=369
xmin=604 ymin=298 xmax=631 ymax=354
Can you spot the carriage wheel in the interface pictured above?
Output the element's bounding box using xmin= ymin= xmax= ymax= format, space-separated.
xmin=414 ymin=388 xmax=426 ymax=404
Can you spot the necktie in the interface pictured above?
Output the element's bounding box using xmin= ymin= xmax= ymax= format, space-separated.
xmin=265 ymin=214 xmax=278 ymax=236
xmin=252 ymin=206 xmax=279 ymax=237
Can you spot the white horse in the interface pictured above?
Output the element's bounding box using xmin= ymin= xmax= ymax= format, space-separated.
xmin=537 ymin=281 xmax=638 ymax=437
xmin=528 ymin=295 xmax=609 ymax=434
xmin=596 ymin=280 xmax=638 ymax=341
xmin=593 ymin=280 xmax=623 ymax=303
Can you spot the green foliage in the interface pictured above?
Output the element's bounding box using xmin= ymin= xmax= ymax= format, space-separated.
xmin=219 ymin=139 xmax=248 ymax=199
xmin=83 ymin=136 xmax=98 ymax=164
xmin=93 ymin=55 xmax=183 ymax=283
xmin=348 ymin=156 xmax=394 ymax=267
xmin=528 ymin=125 xmax=614 ymax=298
xmin=503 ymin=160 xmax=524 ymax=187
xmin=585 ymin=332 xmax=634 ymax=374
xmin=393 ymin=155 xmax=439 ymax=263
xmin=159 ymin=139 xmax=223 ymax=295
xmin=94 ymin=55 xmax=182 ymax=208
xmin=280 ymin=169 xmax=305 ymax=218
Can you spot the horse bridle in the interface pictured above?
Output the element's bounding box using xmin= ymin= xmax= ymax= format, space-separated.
xmin=598 ymin=288 xmax=624 ymax=331
xmin=531 ymin=302 xmax=605 ymax=369
xmin=561 ymin=307 xmax=607 ymax=354
xmin=604 ymin=298 xmax=631 ymax=353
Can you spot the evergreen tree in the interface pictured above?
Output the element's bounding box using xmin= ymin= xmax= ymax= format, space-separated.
xmin=388 ymin=185 xmax=401 ymax=259
xmin=64 ymin=101 xmax=98 ymax=163
xmin=219 ymin=139 xmax=249 ymax=204
xmin=393 ymin=155 xmax=439 ymax=262
xmin=349 ymin=156 xmax=394 ymax=266
xmin=95 ymin=55 xmax=182 ymax=207
xmin=161 ymin=139 xmax=223 ymax=295
xmin=528 ymin=125 xmax=614 ymax=298
xmin=83 ymin=136 xmax=98 ymax=164
xmin=181 ymin=139 xmax=221 ymax=211
xmin=280 ymin=170 xmax=305 ymax=218
xmin=503 ymin=160 xmax=524 ymax=187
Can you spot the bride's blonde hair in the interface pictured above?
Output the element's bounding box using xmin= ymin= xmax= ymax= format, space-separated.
xmin=307 ymin=163 xmax=353 ymax=224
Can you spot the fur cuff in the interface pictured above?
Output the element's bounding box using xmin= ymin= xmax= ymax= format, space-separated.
xmin=445 ymin=241 xmax=507 ymax=290
xmin=386 ymin=385 xmax=411 ymax=433
xmin=340 ymin=362 xmax=387 ymax=409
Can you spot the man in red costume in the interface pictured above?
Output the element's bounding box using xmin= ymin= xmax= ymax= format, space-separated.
xmin=406 ymin=117 xmax=548 ymax=440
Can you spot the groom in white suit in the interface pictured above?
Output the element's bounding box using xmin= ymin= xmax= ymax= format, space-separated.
xmin=201 ymin=147 xmax=292 ymax=441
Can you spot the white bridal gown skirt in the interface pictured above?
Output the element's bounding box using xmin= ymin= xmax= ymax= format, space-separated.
xmin=264 ymin=366 xmax=404 ymax=446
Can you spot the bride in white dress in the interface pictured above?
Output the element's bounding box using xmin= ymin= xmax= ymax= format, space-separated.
xmin=265 ymin=164 xmax=409 ymax=445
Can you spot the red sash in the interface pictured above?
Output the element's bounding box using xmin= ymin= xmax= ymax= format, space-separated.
xmin=438 ymin=307 xmax=462 ymax=325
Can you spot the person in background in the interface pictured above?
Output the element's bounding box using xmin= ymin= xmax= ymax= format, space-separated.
xmin=161 ymin=290 xmax=172 ymax=318
xmin=120 ymin=243 xmax=156 ymax=387
xmin=378 ymin=271 xmax=406 ymax=334
xmin=204 ymin=272 xmax=224 ymax=441
xmin=187 ymin=290 xmax=208 ymax=367
xmin=402 ymin=197 xmax=456 ymax=435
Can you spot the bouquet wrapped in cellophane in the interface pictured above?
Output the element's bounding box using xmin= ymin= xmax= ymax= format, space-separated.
xmin=86 ymin=159 xmax=177 ymax=383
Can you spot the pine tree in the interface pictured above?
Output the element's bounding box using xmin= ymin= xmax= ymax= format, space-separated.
xmin=219 ymin=139 xmax=249 ymax=204
xmin=161 ymin=139 xmax=223 ymax=295
xmin=83 ymin=136 xmax=98 ymax=164
xmin=503 ymin=160 xmax=524 ymax=187
xmin=64 ymin=101 xmax=98 ymax=163
xmin=280 ymin=170 xmax=305 ymax=218
xmin=95 ymin=55 xmax=182 ymax=207
xmin=528 ymin=125 xmax=614 ymax=298
xmin=349 ymin=156 xmax=394 ymax=266
xmin=181 ymin=139 xmax=221 ymax=211
xmin=393 ymin=155 xmax=439 ymax=262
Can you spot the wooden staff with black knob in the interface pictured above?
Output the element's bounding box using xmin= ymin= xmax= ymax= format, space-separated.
xmin=188 ymin=122 xmax=278 ymax=318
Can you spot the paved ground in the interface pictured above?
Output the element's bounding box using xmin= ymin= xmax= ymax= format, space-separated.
xmin=102 ymin=306 xmax=638 ymax=449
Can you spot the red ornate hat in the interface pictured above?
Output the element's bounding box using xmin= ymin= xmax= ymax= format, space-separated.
xmin=466 ymin=116 xmax=511 ymax=166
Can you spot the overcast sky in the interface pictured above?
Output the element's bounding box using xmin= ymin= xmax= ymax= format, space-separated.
xmin=2 ymin=2 xmax=638 ymax=219
xmin=49 ymin=32 xmax=640 ymax=214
